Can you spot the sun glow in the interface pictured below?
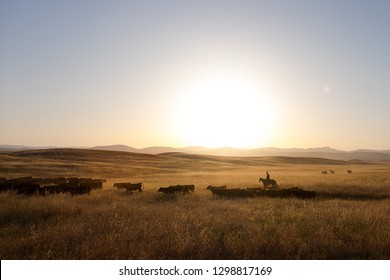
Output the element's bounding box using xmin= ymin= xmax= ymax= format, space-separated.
xmin=175 ymin=74 xmax=276 ymax=148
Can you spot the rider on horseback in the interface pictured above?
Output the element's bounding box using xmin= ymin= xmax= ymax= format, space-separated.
xmin=259 ymin=171 xmax=279 ymax=189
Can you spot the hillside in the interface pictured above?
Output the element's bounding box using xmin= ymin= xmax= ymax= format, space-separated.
xmin=92 ymin=145 xmax=390 ymax=161
xmin=2 ymin=144 xmax=389 ymax=161
xmin=0 ymin=148 xmax=363 ymax=180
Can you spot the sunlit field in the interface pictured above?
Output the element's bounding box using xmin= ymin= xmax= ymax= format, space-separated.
xmin=1 ymin=149 xmax=389 ymax=259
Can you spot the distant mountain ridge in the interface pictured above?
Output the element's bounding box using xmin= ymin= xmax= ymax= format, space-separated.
xmin=1 ymin=144 xmax=390 ymax=161
xmin=0 ymin=144 xmax=57 ymax=151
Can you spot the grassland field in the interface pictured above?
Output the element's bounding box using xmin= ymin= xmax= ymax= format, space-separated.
xmin=0 ymin=148 xmax=389 ymax=259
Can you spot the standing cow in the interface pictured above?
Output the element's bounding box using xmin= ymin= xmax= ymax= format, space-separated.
xmin=114 ymin=182 xmax=143 ymax=192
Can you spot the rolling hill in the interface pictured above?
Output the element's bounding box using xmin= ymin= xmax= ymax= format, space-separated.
xmin=1 ymin=144 xmax=390 ymax=162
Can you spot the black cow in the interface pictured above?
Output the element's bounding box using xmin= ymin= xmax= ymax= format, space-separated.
xmin=169 ymin=184 xmax=195 ymax=194
xmin=125 ymin=183 xmax=143 ymax=192
xmin=158 ymin=186 xmax=182 ymax=196
xmin=66 ymin=185 xmax=92 ymax=196
xmin=114 ymin=182 xmax=143 ymax=192
xmin=206 ymin=185 xmax=227 ymax=190
xmin=208 ymin=188 xmax=256 ymax=198
xmin=206 ymin=185 xmax=227 ymax=197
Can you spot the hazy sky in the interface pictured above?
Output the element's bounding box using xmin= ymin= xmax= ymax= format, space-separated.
xmin=1 ymin=0 xmax=389 ymax=150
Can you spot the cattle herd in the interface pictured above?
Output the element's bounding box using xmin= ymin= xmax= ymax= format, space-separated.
xmin=206 ymin=185 xmax=315 ymax=199
xmin=0 ymin=176 xmax=315 ymax=199
xmin=158 ymin=184 xmax=195 ymax=195
xmin=0 ymin=177 xmax=105 ymax=196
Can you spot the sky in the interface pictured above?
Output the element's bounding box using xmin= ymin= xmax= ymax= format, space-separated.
xmin=1 ymin=0 xmax=390 ymax=150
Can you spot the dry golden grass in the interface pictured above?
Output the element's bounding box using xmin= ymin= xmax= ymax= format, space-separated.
xmin=0 ymin=149 xmax=390 ymax=259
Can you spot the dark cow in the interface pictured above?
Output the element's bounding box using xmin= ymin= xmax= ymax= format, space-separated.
xmin=56 ymin=179 xmax=94 ymax=196
xmin=8 ymin=177 xmax=37 ymax=195
xmin=113 ymin=182 xmax=144 ymax=192
xmin=180 ymin=184 xmax=195 ymax=192
xmin=158 ymin=186 xmax=183 ymax=196
xmin=299 ymin=190 xmax=316 ymax=199
xmin=66 ymin=185 xmax=92 ymax=196
xmin=125 ymin=183 xmax=143 ymax=192
xmin=79 ymin=178 xmax=104 ymax=190
xmin=81 ymin=179 xmax=103 ymax=190
xmin=45 ymin=184 xmax=65 ymax=194
xmin=208 ymin=188 xmax=257 ymax=198
xmin=113 ymin=182 xmax=128 ymax=189
xmin=114 ymin=182 xmax=143 ymax=192
xmin=206 ymin=185 xmax=227 ymax=190
xmin=67 ymin=177 xmax=80 ymax=185
xmin=206 ymin=185 xmax=227 ymax=197
xmin=347 ymin=170 xmax=352 ymax=174
xmin=0 ymin=177 xmax=38 ymax=194
xmin=169 ymin=184 xmax=195 ymax=194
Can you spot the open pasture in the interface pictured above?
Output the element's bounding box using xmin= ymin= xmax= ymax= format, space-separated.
xmin=0 ymin=149 xmax=389 ymax=259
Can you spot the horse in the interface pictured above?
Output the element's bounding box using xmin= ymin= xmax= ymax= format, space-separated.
xmin=259 ymin=177 xmax=279 ymax=189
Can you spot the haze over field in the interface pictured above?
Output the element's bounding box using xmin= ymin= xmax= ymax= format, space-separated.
xmin=1 ymin=1 xmax=390 ymax=150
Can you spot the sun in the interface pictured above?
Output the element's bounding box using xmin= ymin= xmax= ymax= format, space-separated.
xmin=175 ymin=74 xmax=276 ymax=148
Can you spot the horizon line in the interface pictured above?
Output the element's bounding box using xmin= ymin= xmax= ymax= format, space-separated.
xmin=1 ymin=143 xmax=389 ymax=153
